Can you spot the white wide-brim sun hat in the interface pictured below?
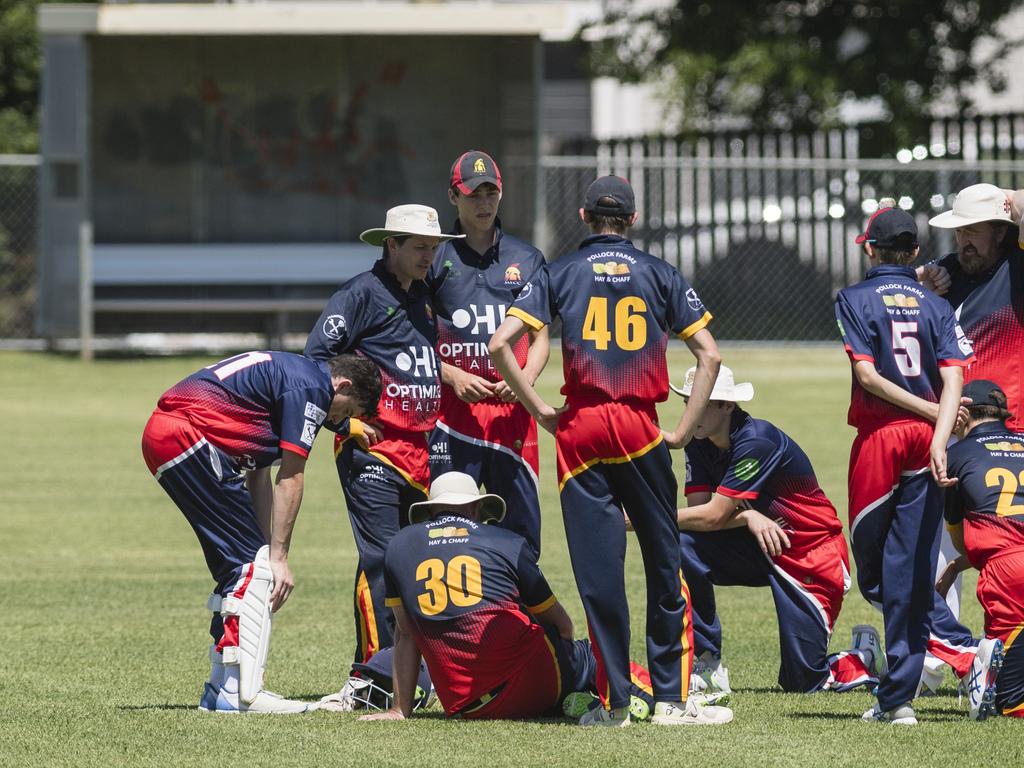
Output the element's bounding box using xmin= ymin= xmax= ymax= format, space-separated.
xmin=928 ymin=183 xmax=1015 ymax=229
xmin=408 ymin=471 xmax=506 ymax=526
xmin=670 ymin=365 xmax=754 ymax=402
xmin=360 ymin=204 xmax=466 ymax=247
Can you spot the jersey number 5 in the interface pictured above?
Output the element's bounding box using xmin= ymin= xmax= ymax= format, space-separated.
xmin=985 ymin=467 xmax=1024 ymax=518
xmin=891 ymin=321 xmax=921 ymax=377
xmin=583 ymin=296 xmax=648 ymax=351
xmin=416 ymin=555 xmax=483 ymax=616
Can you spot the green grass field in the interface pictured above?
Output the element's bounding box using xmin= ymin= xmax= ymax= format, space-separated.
xmin=2 ymin=346 xmax=1019 ymax=768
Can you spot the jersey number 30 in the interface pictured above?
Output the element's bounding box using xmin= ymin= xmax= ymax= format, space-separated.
xmin=416 ymin=555 xmax=483 ymax=616
xmin=583 ymin=296 xmax=648 ymax=351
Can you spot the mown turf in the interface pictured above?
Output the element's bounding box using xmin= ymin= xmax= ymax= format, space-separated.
xmin=2 ymin=346 xmax=1019 ymax=768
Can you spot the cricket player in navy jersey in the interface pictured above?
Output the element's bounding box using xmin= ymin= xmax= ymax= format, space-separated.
xmin=936 ymin=380 xmax=1024 ymax=720
xmin=141 ymin=351 xmax=381 ymax=713
xmin=835 ymin=206 xmax=984 ymax=724
xmin=428 ymin=151 xmax=549 ymax=555
xmin=665 ymin=366 xmax=881 ymax=697
xmin=305 ymin=205 xmax=462 ymax=667
xmin=356 ymin=472 xmax=675 ymax=723
xmin=489 ymin=176 xmax=732 ymax=727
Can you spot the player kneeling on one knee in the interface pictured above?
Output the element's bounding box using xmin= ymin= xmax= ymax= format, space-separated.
xmin=643 ymin=365 xmax=880 ymax=697
xmin=141 ymin=351 xmax=382 ymax=714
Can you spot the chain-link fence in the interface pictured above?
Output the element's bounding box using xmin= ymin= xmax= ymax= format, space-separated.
xmin=530 ymin=156 xmax=1024 ymax=340
xmin=0 ymin=156 xmax=39 ymax=340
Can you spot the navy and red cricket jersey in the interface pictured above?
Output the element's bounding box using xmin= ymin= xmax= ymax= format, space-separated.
xmin=835 ymin=263 xmax=975 ymax=430
xmin=429 ymin=219 xmax=544 ymax=391
xmin=305 ymin=259 xmax=440 ymax=484
xmin=945 ymin=422 xmax=1024 ymax=572
xmin=143 ymin=350 xmax=335 ymax=474
xmin=685 ymin=409 xmax=844 ymax=552
xmin=932 ymin=249 xmax=1024 ymax=431
xmin=508 ymin=233 xmax=711 ymax=405
xmin=383 ymin=515 xmax=561 ymax=716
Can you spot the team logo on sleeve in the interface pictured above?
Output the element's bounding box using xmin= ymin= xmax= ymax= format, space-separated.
xmin=515 ymin=282 xmax=534 ymax=302
xmin=323 ymin=315 xmax=347 ymax=340
xmin=734 ymin=458 xmax=760 ymax=481
xmin=955 ymin=323 xmax=973 ymax=355
xmin=300 ymin=420 xmax=318 ymax=447
xmin=504 ymin=264 xmax=522 ymax=283
xmin=686 ymin=288 xmax=705 ymax=312
xmin=304 ymin=402 xmax=327 ymax=424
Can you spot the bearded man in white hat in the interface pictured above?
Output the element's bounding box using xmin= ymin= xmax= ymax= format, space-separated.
xmin=305 ymin=204 xmax=463 ymax=673
xmin=650 ymin=366 xmax=881 ymax=700
xmin=927 ymin=183 xmax=1024 ymax=432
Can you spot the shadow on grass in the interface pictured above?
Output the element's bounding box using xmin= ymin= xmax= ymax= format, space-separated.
xmin=119 ymin=704 xmax=200 ymax=711
xmin=788 ymin=711 xmax=967 ymax=723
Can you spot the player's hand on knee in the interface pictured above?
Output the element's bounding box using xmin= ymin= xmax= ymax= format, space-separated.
xmin=268 ymin=556 xmax=294 ymax=612
xmin=744 ymin=511 xmax=790 ymax=557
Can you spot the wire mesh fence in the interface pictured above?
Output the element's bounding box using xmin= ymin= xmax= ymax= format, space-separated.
xmin=0 ymin=156 xmax=39 ymax=340
xmin=528 ymin=155 xmax=1024 ymax=340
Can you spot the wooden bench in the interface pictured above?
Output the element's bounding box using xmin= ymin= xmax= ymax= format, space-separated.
xmin=91 ymin=243 xmax=376 ymax=346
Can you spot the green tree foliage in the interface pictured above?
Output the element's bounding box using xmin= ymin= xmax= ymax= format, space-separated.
xmin=0 ymin=0 xmax=43 ymax=153
xmin=585 ymin=0 xmax=1024 ymax=153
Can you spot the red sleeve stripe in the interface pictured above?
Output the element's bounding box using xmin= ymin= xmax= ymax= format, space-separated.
xmin=685 ymin=484 xmax=713 ymax=494
xmin=280 ymin=441 xmax=310 ymax=459
xmin=844 ymin=344 xmax=874 ymax=362
xmin=718 ymin=485 xmax=758 ymax=500
xmin=939 ymin=357 xmax=975 ymax=368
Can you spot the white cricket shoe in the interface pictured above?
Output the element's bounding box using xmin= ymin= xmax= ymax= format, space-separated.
xmin=579 ymin=705 xmax=631 ymax=727
xmin=690 ymin=651 xmax=732 ymax=701
xmin=851 ymin=624 xmax=887 ymax=678
xmin=214 ymin=688 xmax=310 ymax=714
xmin=967 ymin=638 xmax=1004 ymax=721
xmin=651 ymin=696 xmax=734 ymax=726
xmin=861 ymin=703 xmax=917 ymax=725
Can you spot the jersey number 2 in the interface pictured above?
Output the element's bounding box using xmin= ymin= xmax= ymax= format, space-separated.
xmin=985 ymin=467 xmax=1024 ymax=518
xmin=582 ymin=296 xmax=647 ymax=351
xmin=416 ymin=555 xmax=483 ymax=616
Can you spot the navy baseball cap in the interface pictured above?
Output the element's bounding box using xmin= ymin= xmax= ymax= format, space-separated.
xmin=962 ymin=379 xmax=1008 ymax=410
xmin=584 ymin=175 xmax=636 ymax=216
xmin=450 ymin=150 xmax=502 ymax=195
xmin=855 ymin=206 xmax=918 ymax=249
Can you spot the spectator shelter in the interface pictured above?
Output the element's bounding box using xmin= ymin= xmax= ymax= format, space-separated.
xmin=37 ymin=2 xmax=563 ymax=343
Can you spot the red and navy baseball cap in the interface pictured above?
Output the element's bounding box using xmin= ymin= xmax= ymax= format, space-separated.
xmin=855 ymin=206 xmax=918 ymax=249
xmin=450 ymin=150 xmax=502 ymax=195
xmin=584 ymin=175 xmax=636 ymax=216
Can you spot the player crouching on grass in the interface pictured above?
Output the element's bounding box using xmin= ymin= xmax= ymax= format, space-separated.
xmin=937 ymin=379 xmax=1022 ymax=720
xmin=835 ymin=207 xmax=986 ymax=725
xmin=652 ymin=365 xmax=882 ymax=699
xmin=141 ymin=351 xmax=381 ymax=714
xmin=355 ymin=472 xmax=686 ymax=725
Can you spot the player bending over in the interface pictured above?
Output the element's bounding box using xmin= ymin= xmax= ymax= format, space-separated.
xmin=141 ymin=352 xmax=380 ymax=713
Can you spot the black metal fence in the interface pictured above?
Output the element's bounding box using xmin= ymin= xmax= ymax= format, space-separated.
xmin=0 ymin=157 xmax=39 ymax=339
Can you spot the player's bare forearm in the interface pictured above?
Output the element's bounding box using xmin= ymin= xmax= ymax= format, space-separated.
xmin=852 ymin=360 xmax=938 ymax=422
xmin=522 ymin=325 xmax=550 ymax=385
xmin=489 ymin=316 xmax=557 ymax=430
xmin=667 ymin=330 xmax=721 ymax=448
xmin=533 ymin=599 xmax=573 ymax=640
xmin=676 ymin=492 xmax=740 ymax=531
xmin=245 ymin=466 xmax=274 ymax=543
xmin=267 ymin=452 xmax=305 ymax=611
xmin=390 ymin=608 xmax=422 ymax=718
xmin=931 ymin=366 xmax=964 ymax=485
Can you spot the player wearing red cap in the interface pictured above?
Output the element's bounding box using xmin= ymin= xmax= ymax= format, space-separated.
xmin=428 ymin=151 xmax=548 ymax=556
